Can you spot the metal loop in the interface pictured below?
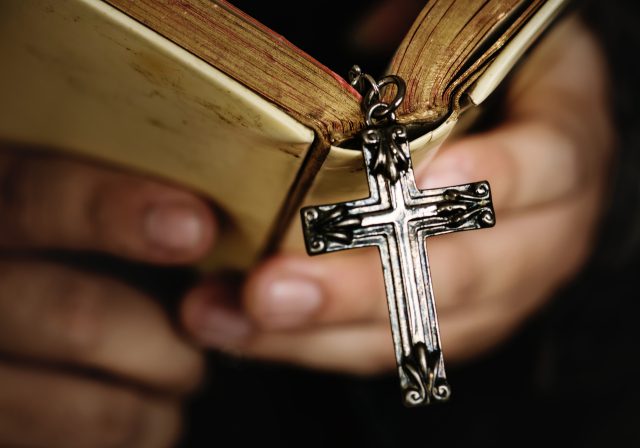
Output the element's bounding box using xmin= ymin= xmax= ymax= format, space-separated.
xmin=349 ymin=65 xmax=406 ymax=127
xmin=365 ymin=102 xmax=396 ymax=127
xmin=348 ymin=65 xmax=363 ymax=87
xmin=349 ymin=65 xmax=381 ymax=102
xmin=363 ymin=75 xmax=406 ymax=117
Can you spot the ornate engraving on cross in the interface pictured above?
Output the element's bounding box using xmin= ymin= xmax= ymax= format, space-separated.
xmin=301 ymin=124 xmax=495 ymax=406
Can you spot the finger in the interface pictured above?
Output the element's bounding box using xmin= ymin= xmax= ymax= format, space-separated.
xmin=237 ymin=308 xmax=528 ymax=372
xmin=429 ymin=179 xmax=602 ymax=315
xmin=181 ymin=285 xmax=394 ymax=374
xmin=240 ymin=324 xmax=395 ymax=375
xmin=417 ymin=121 xmax=588 ymax=211
xmin=180 ymin=279 xmax=252 ymax=353
xmin=0 ymin=260 xmax=204 ymax=394
xmin=437 ymin=295 xmax=535 ymax=363
xmin=243 ymin=249 xmax=384 ymax=330
xmin=0 ymin=363 xmax=181 ymax=448
xmin=181 ymin=301 xmax=529 ymax=374
xmin=236 ymin=296 xmax=541 ymax=371
xmin=183 ymin=232 xmax=593 ymax=371
xmin=233 ymin=179 xmax=601 ymax=332
xmin=417 ymin=16 xmax=612 ymax=212
xmin=0 ymin=149 xmax=216 ymax=263
xmin=181 ymin=194 xmax=596 ymax=370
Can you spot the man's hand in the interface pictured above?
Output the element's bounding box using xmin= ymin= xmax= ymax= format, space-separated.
xmin=0 ymin=152 xmax=216 ymax=447
xmin=181 ymin=16 xmax=614 ymax=373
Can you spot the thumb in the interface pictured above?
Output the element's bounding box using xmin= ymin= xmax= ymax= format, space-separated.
xmin=243 ymin=250 xmax=388 ymax=330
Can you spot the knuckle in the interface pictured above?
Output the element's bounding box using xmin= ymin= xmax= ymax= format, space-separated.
xmin=46 ymin=268 xmax=109 ymax=359
xmin=357 ymin=252 xmax=388 ymax=321
xmin=84 ymin=178 xmax=116 ymax=243
xmin=329 ymin=329 xmax=397 ymax=376
xmin=320 ymin=249 xmax=386 ymax=322
xmin=0 ymin=153 xmax=38 ymax=243
xmin=544 ymin=121 xmax=583 ymax=193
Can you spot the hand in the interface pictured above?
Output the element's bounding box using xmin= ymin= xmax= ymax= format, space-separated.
xmin=181 ymin=16 xmax=614 ymax=374
xmin=0 ymin=151 xmax=216 ymax=447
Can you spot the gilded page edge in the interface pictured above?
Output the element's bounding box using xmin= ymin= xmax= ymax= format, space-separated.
xmin=468 ymin=0 xmax=570 ymax=106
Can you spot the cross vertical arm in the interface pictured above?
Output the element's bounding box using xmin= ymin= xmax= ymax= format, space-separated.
xmin=300 ymin=69 xmax=496 ymax=407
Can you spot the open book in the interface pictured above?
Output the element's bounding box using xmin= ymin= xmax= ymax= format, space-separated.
xmin=0 ymin=0 xmax=568 ymax=269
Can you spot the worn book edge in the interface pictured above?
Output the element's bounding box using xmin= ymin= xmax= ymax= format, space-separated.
xmin=0 ymin=0 xmax=569 ymax=269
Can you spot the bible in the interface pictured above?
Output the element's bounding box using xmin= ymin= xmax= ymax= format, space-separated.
xmin=0 ymin=0 xmax=568 ymax=269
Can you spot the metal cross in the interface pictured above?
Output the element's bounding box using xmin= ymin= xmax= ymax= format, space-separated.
xmin=301 ymin=124 xmax=495 ymax=406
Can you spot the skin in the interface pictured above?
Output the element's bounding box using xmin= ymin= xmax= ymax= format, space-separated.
xmin=0 ymin=13 xmax=613 ymax=448
xmin=182 ymin=15 xmax=614 ymax=373
xmin=0 ymin=157 xmax=216 ymax=447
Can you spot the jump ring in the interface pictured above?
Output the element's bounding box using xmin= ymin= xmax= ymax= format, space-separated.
xmin=365 ymin=102 xmax=396 ymax=127
xmin=349 ymin=66 xmax=381 ymax=102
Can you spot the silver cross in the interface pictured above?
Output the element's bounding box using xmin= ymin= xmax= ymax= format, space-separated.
xmin=301 ymin=120 xmax=495 ymax=406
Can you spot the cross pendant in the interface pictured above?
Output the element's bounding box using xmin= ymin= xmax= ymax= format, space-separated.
xmin=301 ymin=124 xmax=495 ymax=406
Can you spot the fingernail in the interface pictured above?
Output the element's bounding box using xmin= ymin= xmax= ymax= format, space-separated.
xmin=145 ymin=203 xmax=204 ymax=251
xmin=257 ymin=277 xmax=323 ymax=329
xmin=198 ymin=306 xmax=252 ymax=347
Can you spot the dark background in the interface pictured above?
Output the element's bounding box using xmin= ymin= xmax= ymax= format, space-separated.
xmin=174 ymin=1 xmax=640 ymax=445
